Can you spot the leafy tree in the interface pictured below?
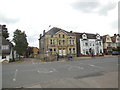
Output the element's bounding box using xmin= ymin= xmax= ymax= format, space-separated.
xmin=2 ymin=25 xmax=9 ymax=39
xmin=13 ymin=29 xmax=28 ymax=59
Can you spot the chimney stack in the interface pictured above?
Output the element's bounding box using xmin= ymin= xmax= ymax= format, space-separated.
xmin=43 ymin=30 xmax=45 ymax=35
xmin=114 ymin=34 xmax=116 ymax=36
xmin=40 ymin=34 xmax=42 ymax=39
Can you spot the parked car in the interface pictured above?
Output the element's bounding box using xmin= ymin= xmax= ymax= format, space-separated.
xmin=112 ymin=51 xmax=119 ymax=55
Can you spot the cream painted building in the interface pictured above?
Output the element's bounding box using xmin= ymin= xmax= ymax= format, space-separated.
xmin=39 ymin=27 xmax=77 ymax=57
xmin=102 ymin=34 xmax=113 ymax=54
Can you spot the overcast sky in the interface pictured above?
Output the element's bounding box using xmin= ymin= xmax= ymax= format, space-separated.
xmin=0 ymin=0 xmax=119 ymax=48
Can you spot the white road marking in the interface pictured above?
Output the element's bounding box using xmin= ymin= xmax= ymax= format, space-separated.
xmin=89 ymin=64 xmax=95 ymax=67
xmin=68 ymin=65 xmax=84 ymax=71
xmin=13 ymin=69 xmax=18 ymax=82
xmin=37 ymin=70 xmax=40 ymax=73
xmin=37 ymin=68 xmax=56 ymax=73
xmin=88 ymin=64 xmax=103 ymax=68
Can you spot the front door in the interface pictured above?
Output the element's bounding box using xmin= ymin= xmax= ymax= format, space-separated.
xmin=59 ymin=49 xmax=62 ymax=56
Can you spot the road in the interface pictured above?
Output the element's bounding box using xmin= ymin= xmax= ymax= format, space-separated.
xmin=2 ymin=56 xmax=118 ymax=88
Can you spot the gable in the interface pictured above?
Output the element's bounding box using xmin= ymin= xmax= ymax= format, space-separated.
xmin=56 ymin=30 xmax=68 ymax=35
xmin=106 ymin=35 xmax=112 ymax=42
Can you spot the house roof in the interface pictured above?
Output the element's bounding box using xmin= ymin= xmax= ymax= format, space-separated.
xmin=75 ymin=32 xmax=100 ymax=39
xmin=45 ymin=27 xmax=62 ymax=35
xmin=45 ymin=27 xmax=75 ymax=36
xmin=111 ymin=36 xmax=116 ymax=43
xmin=102 ymin=35 xmax=107 ymax=43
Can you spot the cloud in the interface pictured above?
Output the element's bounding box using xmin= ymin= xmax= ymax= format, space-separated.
xmin=111 ymin=20 xmax=118 ymax=30
xmin=70 ymin=0 xmax=117 ymax=15
xmin=0 ymin=13 xmax=19 ymax=24
xmin=98 ymin=2 xmax=117 ymax=15
xmin=71 ymin=1 xmax=100 ymax=13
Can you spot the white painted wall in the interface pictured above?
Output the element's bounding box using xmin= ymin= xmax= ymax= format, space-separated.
xmin=80 ymin=39 xmax=103 ymax=55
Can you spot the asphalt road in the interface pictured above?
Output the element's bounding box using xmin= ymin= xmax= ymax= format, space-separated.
xmin=2 ymin=56 xmax=118 ymax=88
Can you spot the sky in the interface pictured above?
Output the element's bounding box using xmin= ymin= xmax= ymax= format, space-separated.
xmin=0 ymin=0 xmax=119 ymax=48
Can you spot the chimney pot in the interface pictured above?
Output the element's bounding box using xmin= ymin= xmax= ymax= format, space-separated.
xmin=43 ymin=30 xmax=45 ymax=35
xmin=40 ymin=34 xmax=42 ymax=38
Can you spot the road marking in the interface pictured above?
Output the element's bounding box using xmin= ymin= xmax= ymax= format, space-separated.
xmin=89 ymin=64 xmax=95 ymax=67
xmin=13 ymin=69 xmax=18 ymax=82
xmin=37 ymin=68 xmax=56 ymax=73
xmin=88 ymin=64 xmax=103 ymax=68
xmin=68 ymin=65 xmax=84 ymax=71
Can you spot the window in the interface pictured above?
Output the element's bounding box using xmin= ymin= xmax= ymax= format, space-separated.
xmin=107 ymin=38 xmax=110 ymax=40
xmin=82 ymin=34 xmax=87 ymax=39
xmin=59 ymin=40 xmax=61 ymax=45
xmin=2 ymin=45 xmax=9 ymax=50
xmin=63 ymin=40 xmax=65 ymax=45
xmin=69 ymin=40 xmax=72 ymax=45
xmin=54 ymin=48 xmax=56 ymax=54
xmin=117 ymin=38 xmax=120 ymax=41
xmin=72 ymin=40 xmax=74 ymax=45
xmin=73 ymin=48 xmax=75 ymax=53
xmin=99 ymin=42 xmax=101 ymax=46
xmin=83 ymin=42 xmax=84 ymax=46
xmin=49 ymin=48 xmax=52 ymax=52
xmin=2 ymin=55 xmax=6 ymax=59
xmin=53 ymin=39 xmax=56 ymax=45
xmin=51 ymin=35 xmax=53 ymax=38
xmin=85 ymin=42 xmax=88 ymax=46
xmin=69 ymin=48 xmax=72 ymax=54
xmin=90 ymin=43 xmax=91 ymax=46
xmin=86 ymin=49 xmax=89 ymax=54
xmin=59 ymin=34 xmax=61 ymax=38
xmin=100 ymin=49 xmax=102 ymax=53
xmin=96 ymin=35 xmax=100 ymax=39
xmin=83 ymin=49 xmax=85 ymax=54
xmin=108 ymin=43 xmax=112 ymax=46
xmin=63 ymin=35 xmax=65 ymax=38
xmin=69 ymin=40 xmax=74 ymax=45
xmin=50 ymin=39 xmax=52 ymax=44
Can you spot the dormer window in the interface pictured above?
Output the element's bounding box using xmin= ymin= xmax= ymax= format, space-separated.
xmin=96 ymin=34 xmax=100 ymax=39
xmin=107 ymin=38 xmax=110 ymax=40
xmin=82 ymin=34 xmax=87 ymax=39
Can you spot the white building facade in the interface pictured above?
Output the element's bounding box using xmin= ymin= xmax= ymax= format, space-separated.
xmin=79 ymin=33 xmax=103 ymax=56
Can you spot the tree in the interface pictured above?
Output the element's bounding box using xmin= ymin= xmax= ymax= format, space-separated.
xmin=2 ymin=25 xmax=9 ymax=39
xmin=13 ymin=29 xmax=28 ymax=59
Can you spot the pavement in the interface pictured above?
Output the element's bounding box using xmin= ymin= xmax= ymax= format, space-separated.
xmin=2 ymin=56 xmax=118 ymax=88
xmin=27 ymin=71 xmax=118 ymax=88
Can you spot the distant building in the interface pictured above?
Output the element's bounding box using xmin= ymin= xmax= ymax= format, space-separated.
xmin=39 ymin=27 xmax=77 ymax=57
xmin=102 ymin=34 xmax=113 ymax=55
xmin=0 ymin=37 xmax=15 ymax=62
xmin=111 ymin=34 xmax=120 ymax=50
xmin=33 ymin=47 xmax=39 ymax=57
xmin=75 ymin=33 xmax=103 ymax=56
